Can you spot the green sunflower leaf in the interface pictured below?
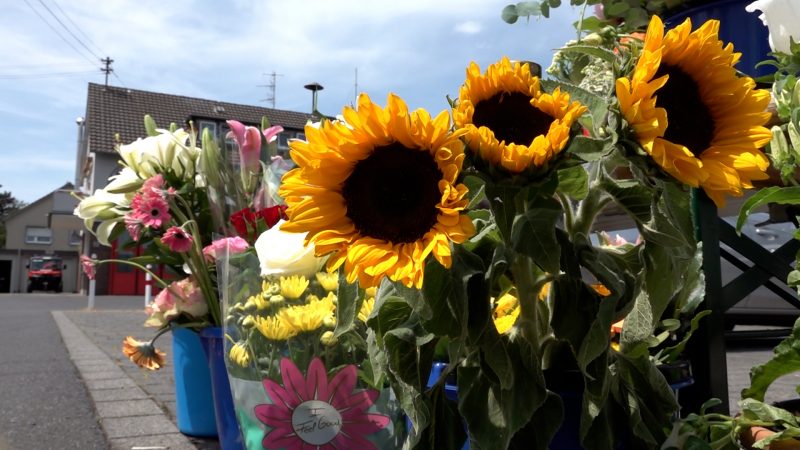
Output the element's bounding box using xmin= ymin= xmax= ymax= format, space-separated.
xmin=737 ymin=186 xmax=800 ymax=232
xmin=553 ymin=44 xmax=618 ymax=64
xmin=557 ymin=164 xmax=589 ymax=199
xmin=510 ymin=196 xmax=562 ymax=273
xmin=333 ymin=272 xmax=362 ymax=338
xmin=411 ymin=384 xmax=467 ymax=450
xmin=742 ymin=316 xmax=800 ymax=402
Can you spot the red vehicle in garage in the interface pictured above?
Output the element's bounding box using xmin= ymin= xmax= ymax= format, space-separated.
xmin=26 ymin=255 xmax=64 ymax=293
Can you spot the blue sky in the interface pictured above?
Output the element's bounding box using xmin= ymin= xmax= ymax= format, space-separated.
xmin=0 ymin=0 xmax=581 ymax=204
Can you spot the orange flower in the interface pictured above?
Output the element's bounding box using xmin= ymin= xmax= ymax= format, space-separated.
xmin=122 ymin=336 xmax=166 ymax=371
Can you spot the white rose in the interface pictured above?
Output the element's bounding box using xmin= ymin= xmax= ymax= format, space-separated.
xmin=746 ymin=0 xmax=800 ymax=54
xmin=254 ymin=220 xmax=324 ymax=278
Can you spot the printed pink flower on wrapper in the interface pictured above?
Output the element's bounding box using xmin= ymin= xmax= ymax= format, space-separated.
xmin=227 ymin=120 xmax=263 ymax=174
xmin=161 ymin=226 xmax=194 ymax=253
xmin=255 ymin=358 xmax=390 ymax=450
xmin=202 ymin=236 xmax=250 ymax=261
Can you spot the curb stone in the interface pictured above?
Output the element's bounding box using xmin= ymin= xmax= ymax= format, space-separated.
xmin=53 ymin=311 xmax=198 ymax=450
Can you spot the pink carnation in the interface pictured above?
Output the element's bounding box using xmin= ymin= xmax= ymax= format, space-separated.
xmin=203 ymin=236 xmax=250 ymax=261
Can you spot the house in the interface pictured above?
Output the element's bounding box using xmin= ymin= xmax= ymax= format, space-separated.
xmin=75 ymin=82 xmax=321 ymax=295
xmin=0 ymin=182 xmax=81 ymax=293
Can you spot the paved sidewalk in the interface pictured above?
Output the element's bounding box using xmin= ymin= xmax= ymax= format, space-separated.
xmin=54 ymin=309 xmax=219 ymax=450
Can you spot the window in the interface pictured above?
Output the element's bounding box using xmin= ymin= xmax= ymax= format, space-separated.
xmin=197 ymin=120 xmax=218 ymax=139
xmin=25 ymin=227 xmax=52 ymax=245
xmin=278 ymin=134 xmax=290 ymax=150
xmin=68 ymin=230 xmax=82 ymax=246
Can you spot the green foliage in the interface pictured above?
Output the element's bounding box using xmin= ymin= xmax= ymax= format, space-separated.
xmin=743 ymin=317 xmax=800 ymax=401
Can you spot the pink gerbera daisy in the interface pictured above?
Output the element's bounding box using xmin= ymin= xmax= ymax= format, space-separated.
xmin=137 ymin=196 xmax=171 ymax=229
xmin=161 ymin=226 xmax=193 ymax=252
xmin=255 ymin=358 xmax=390 ymax=449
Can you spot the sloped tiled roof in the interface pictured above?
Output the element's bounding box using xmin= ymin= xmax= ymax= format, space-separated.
xmin=85 ymin=82 xmax=320 ymax=154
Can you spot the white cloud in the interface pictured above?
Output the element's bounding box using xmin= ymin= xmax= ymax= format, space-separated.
xmin=454 ymin=20 xmax=483 ymax=34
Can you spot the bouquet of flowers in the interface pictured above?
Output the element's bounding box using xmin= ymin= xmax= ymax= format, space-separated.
xmin=215 ymin=221 xmax=405 ymax=449
xmin=74 ymin=115 xmax=288 ymax=370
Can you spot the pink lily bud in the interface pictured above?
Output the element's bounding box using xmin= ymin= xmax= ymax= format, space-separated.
xmin=227 ymin=120 xmax=263 ymax=174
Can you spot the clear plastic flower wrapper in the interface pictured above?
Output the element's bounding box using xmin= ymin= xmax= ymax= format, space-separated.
xmin=217 ymin=245 xmax=406 ymax=450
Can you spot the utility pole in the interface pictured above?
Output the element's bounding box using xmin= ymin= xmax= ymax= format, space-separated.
xmin=259 ymin=71 xmax=283 ymax=109
xmin=100 ymin=57 xmax=113 ymax=86
xmin=354 ymin=67 xmax=359 ymax=105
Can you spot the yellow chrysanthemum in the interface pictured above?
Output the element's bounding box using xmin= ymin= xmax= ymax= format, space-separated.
xmin=228 ymin=342 xmax=251 ymax=367
xmin=254 ymin=315 xmax=297 ymax=341
xmin=278 ymin=292 xmax=337 ymax=333
xmin=492 ymin=293 xmax=520 ymax=334
xmin=365 ymin=286 xmax=377 ymax=298
xmin=249 ymin=293 xmax=269 ymax=310
xmin=316 ymin=272 xmax=339 ymax=292
xmin=358 ymin=296 xmax=375 ymax=323
xmin=279 ymin=275 xmax=309 ymax=299
xmin=453 ymin=57 xmax=587 ymax=173
xmin=616 ymin=16 xmax=772 ymax=207
xmin=320 ymin=330 xmax=338 ymax=346
xmin=279 ymin=93 xmax=476 ymax=289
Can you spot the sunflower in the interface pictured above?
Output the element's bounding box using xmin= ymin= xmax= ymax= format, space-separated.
xmin=615 ymin=15 xmax=772 ymax=207
xmin=279 ymin=93 xmax=476 ymax=289
xmin=122 ymin=336 xmax=166 ymax=371
xmin=453 ymin=57 xmax=587 ymax=174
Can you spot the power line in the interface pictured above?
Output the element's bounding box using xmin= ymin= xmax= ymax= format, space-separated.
xmin=49 ymin=0 xmax=105 ymax=57
xmin=36 ymin=0 xmax=102 ymax=60
xmin=0 ymin=61 xmax=96 ymax=70
xmin=22 ymin=0 xmax=101 ymax=69
xmin=0 ymin=70 xmax=97 ymax=80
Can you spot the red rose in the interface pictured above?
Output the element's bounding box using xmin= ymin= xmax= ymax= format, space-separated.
xmin=230 ymin=208 xmax=257 ymax=239
xmin=257 ymin=205 xmax=288 ymax=229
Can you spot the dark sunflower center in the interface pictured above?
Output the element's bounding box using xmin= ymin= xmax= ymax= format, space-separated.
xmin=472 ymin=92 xmax=553 ymax=145
xmin=150 ymin=209 xmax=161 ymax=217
xmin=342 ymin=143 xmax=442 ymax=244
xmin=654 ymin=64 xmax=715 ymax=155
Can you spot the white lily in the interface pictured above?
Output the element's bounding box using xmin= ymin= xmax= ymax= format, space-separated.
xmin=746 ymin=0 xmax=800 ymax=54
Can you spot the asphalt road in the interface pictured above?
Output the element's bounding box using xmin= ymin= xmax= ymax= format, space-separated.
xmin=0 ymin=293 xmax=141 ymax=450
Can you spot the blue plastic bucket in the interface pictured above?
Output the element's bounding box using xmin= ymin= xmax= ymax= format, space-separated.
xmin=171 ymin=327 xmax=217 ymax=437
xmin=665 ymin=0 xmax=773 ymax=77
xmin=200 ymin=327 xmax=245 ymax=450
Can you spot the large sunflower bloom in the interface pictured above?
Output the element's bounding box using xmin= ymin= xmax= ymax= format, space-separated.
xmin=279 ymin=93 xmax=476 ymax=289
xmin=616 ymin=16 xmax=772 ymax=207
xmin=453 ymin=57 xmax=587 ymax=173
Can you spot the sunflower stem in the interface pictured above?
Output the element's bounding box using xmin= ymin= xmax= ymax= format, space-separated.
xmin=511 ymin=253 xmax=542 ymax=355
xmin=571 ymin=181 xmax=612 ymax=237
xmin=557 ymin=192 xmax=575 ymax=232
